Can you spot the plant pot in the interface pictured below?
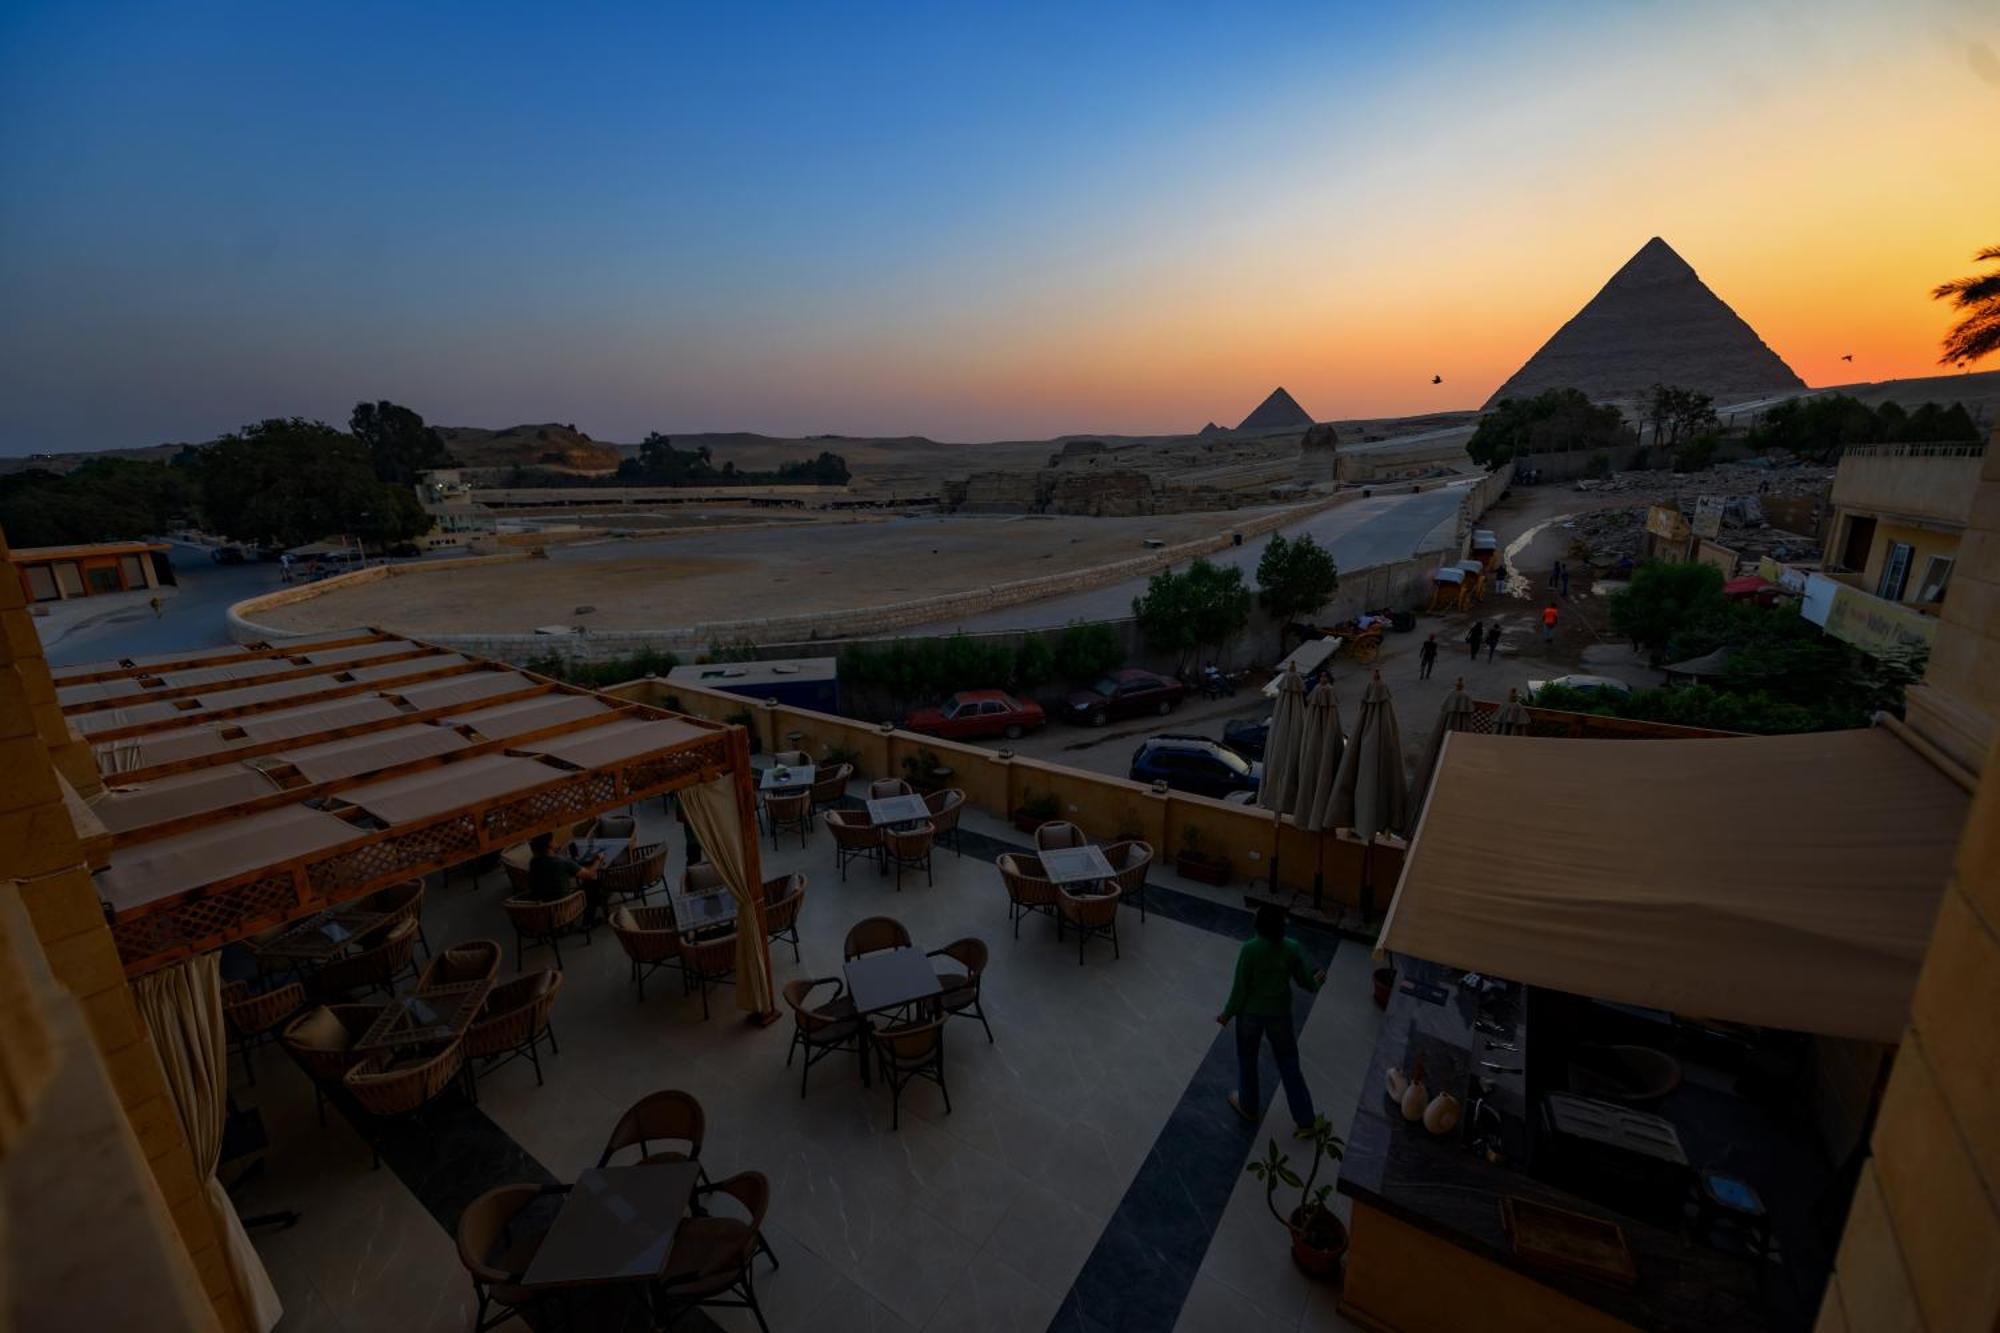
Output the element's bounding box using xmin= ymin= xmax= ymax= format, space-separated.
xmin=1288 ymin=1209 xmax=1350 ymax=1281
xmin=1371 ymin=967 xmax=1395 ymax=1010
xmin=1176 ymin=852 xmax=1230 ymax=886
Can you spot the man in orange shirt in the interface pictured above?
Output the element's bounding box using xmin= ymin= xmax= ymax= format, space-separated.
xmin=1541 ymin=601 xmax=1559 ymax=643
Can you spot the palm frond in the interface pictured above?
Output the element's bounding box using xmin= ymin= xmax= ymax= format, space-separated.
xmin=1939 ymin=308 xmax=2000 ymax=367
xmin=1932 ymin=271 xmax=2000 ymax=306
xmin=1976 ymin=244 xmax=2000 ymax=263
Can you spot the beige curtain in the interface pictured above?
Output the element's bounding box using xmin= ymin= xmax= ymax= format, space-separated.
xmin=132 ymin=955 xmax=285 ymax=1332
xmin=679 ymin=774 xmax=775 ymax=1015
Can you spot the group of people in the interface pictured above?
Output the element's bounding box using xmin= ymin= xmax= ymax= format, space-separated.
xmin=1416 ymin=621 xmax=1502 ymax=679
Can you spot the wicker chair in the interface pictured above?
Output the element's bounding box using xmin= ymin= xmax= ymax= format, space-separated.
xmin=609 ymin=905 xmax=683 ymax=1001
xmin=928 ymin=938 xmax=993 ymax=1044
xmin=313 ymin=917 xmax=420 ymax=1002
xmin=280 ymin=1002 xmax=386 ymax=1126
xmin=843 ymin=915 xmax=911 ymax=961
xmin=1101 ymin=839 xmax=1153 ymax=922
xmin=598 ymin=1089 xmax=709 ymax=1186
xmin=883 ymin=820 xmax=935 ymax=891
xmin=653 ymin=1171 xmax=778 ymax=1332
xmin=762 ymin=872 xmax=807 ymax=963
xmin=344 ymin=1041 xmax=466 ymax=1166
xmin=825 ymin=809 xmax=883 ymax=881
xmin=764 ymin=788 xmax=814 ymax=850
xmin=589 ymin=812 xmax=637 ymax=840
xmin=502 ymin=890 xmax=591 ymax=969
xmin=455 ymin=1182 xmax=566 ymax=1333
xmin=598 ymin=842 xmax=667 ymax=909
xmin=867 ymin=777 xmax=912 ymax=800
xmin=222 ymin=979 xmax=305 ymax=1086
xmin=1059 ymin=884 xmax=1122 ymax=964
xmin=996 ymin=853 xmax=1059 ymax=939
xmin=768 ymin=749 xmax=811 ymax=771
xmin=1034 ymin=820 xmax=1086 ymax=852
xmin=357 ymin=878 xmax=430 ymax=958
xmin=923 ymin=788 xmax=966 ymax=857
xmin=678 ymin=931 xmax=737 ymax=1020
xmin=464 ymin=970 xmax=563 ymax=1089
xmin=781 ymin=978 xmax=866 ymax=1098
xmin=501 ymin=852 xmax=533 ymax=898
xmin=873 ymin=1019 xmax=949 ymax=1131
xmin=417 ymin=938 xmax=503 ymax=993
xmin=810 ymin=762 xmax=853 ymax=812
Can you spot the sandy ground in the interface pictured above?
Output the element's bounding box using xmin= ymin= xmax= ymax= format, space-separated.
xmin=258 ymin=509 xmax=1283 ymax=634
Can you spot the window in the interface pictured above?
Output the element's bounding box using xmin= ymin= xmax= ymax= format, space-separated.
xmin=1877 ymin=541 xmax=1914 ymax=602
xmin=1916 ymin=556 xmax=1954 ymax=605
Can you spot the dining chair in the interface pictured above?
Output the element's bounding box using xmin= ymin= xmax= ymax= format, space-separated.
xmin=653 ymin=1171 xmax=779 ymax=1333
xmin=872 ymin=1019 xmax=949 ymax=1131
xmin=843 ymin=915 xmax=911 ymax=961
xmin=598 ymin=1089 xmax=710 ymax=1187
xmin=464 ymin=970 xmax=563 ymax=1091
xmin=996 ymin=853 xmax=1058 ymax=939
xmin=454 ymin=1182 xmax=566 ymax=1333
xmin=883 ymin=821 xmax=936 ymax=891
xmin=825 ymin=809 xmax=883 ymax=880
xmin=1102 ymin=839 xmax=1154 ymax=923
xmin=928 ymin=937 xmax=993 ymax=1044
xmin=1059 ymin=885 xmax=1123 ymax=964
xmin=1034 ymin=820 xmax=1085 ymax=852
xmin=609 ymin=905 xmax=683 ymax=1001
xmin=782 ymin=977 xmax=867 ymax=1098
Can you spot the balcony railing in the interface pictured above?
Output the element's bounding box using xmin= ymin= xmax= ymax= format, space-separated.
xmin=1837 ymin=440 xmax=1987 ymax=461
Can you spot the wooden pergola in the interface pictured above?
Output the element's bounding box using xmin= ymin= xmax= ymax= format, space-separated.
xmin=58 ymin=631 xmax=762 ymax=977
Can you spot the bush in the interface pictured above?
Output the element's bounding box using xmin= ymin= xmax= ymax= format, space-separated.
xmin=522 ymin=646 xmax=680 ymax=688
xmin=1132 ymin=559 xmax=1252 ymax=671
xmin=1468 ymin=388 xmax=1630 ymax=467
xmin=1052 ymin=623 xmax=1124 ymax=682
xmin=1608 ymin=562 xmax=1726 ymax=660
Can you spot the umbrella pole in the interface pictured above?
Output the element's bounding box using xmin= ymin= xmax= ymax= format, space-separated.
xmin=1268 ymin=808 xmax=1281 ymax=896
xmin=1312 ymin=827 xmax=1325 ymax=914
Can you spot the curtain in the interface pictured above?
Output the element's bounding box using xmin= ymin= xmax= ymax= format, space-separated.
xmin=678 ymin=774 xmax=775 ymax=1015
xmin=132 ymin=955 xmax=285 ymax=1332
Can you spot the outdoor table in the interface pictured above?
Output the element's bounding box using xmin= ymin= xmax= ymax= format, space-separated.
xmin=352 ymin=981 xmax=490 ymax=1052
xmin=844 ymin=946 xmax=943 ymax=1018
xmin=759 ymin=763 xmax=816 ymax=792
xmin=251 ymin=909 xmax=388 ymax=964
xmin=523 ymin=1163 xmax=702 ymax=1290
xmin=865 ymin=794 xmax=930 ymax=828
xmin=570 ymin=836 xmax=632 ymax=866
xmin=670 ymin=885 xmax=736 ymax=937
xmin=1039 ymin=845 xmax=1116 ymax=890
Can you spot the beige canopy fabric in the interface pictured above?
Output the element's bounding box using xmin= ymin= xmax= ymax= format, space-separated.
xmin=1329 ymin=670 xmax=1408 ymax=841
xmin=98 ymin=805 xmax=364 ymax=910
xmin=237 ymin=696 xmax=405 ymax=744
xmin=390 ymin=671 xmax=537 ymax=710
xmin=154 ymin=659 xmax=292 ymax=690
xmin=337 ymin=753 xmax=559 ymax=825
xmin=192 ymin=674 xmax=341 ymax=711
xmin=272 ymin=723 xmax=468 ymax=785
xmin=73 ymin=700 xmax=185 ymax=734
xmin=1376 ymin=728 xmax=1970 ymax=1043
xmin=679 ymin=774 xmax=774 ymax=1016
xmin=297 ymin=639 xmax=419 ymax=665
xmin=1294 ymin=680 xmax=1345 ymax=832
xmin=133 ymin=955 xmax=284 ymax=1330
xmin=345 ymin=652 xmax=466 ymax=683
xmin=57 ymin=677 xmax=147 ymax=707
xmin=91 ymin=765 xmax=282 ymax=834
xmin=449 ymin=694 xmax=612 ymax=740
xmin=1257 ymin=665 xmax=1307 ymax=815
xmin=515 ymin=717 xmax=709 ymax=769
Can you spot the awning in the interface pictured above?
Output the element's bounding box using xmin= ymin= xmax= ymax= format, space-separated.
xmin=91 ymin=765 xmax=282 ymax=834
xmin=514 ymin=717 xmax=709 ymax=768
xmin=336 ymin=752 xmax=560 ymax=825
xmin=449 ymin=694 xmax=612 ymax=740
xmin=1377 ymin=728 xmax=1968 ymax=1042
xmin=390 ymin=672 xmax=538 ymax=711
xmin=268 ymin=723 xmax=469 ymax=785
xmin=97 ymin=806 xmax=364 ymax=910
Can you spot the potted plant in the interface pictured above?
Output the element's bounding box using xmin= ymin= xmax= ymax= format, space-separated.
xmin=822 ymin=741 xmax=862 ymax=771
xmin=1175 ymin=827 xmax=1231 ymax=886
xmin=1013 ymin=790 xmax=1061 ymax=833
xmin=901 ymin=747 xmax=949 ymax=794
xmin=722 ymin=710 xmax=760 ymax=755
xmin=1245 ymin=1117 xmax=1349 ymax=1279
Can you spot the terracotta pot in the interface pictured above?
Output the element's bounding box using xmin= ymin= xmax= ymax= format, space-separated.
xmin=1176 ymin=852 xmax=1231 ymax=886
xmin=1371 ymin=967 xmax=1395 ymax=1009
xmin=1288 ymin=1208 xmax=1350 ymax=1280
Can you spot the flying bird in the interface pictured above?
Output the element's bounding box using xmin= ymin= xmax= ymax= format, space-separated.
xmin=1840 ymin=353 xmax=1853 ymax=362
xmin=1431 ymin=374 xmax=1443 ymax=385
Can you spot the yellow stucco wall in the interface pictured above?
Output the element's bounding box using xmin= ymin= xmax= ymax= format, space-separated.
xmin=1858 ymin=518 xmax=1960 ymax=604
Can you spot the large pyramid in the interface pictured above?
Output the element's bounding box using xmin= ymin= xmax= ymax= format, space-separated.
xmin=1237 ymin=386 xmax=1315 ymax=431
xmin=1484 ymin=238 xmax=1804 ymax=409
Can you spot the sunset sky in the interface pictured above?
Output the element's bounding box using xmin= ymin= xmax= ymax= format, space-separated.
xmin=2 ymin=0 xmax=1996 ymax=451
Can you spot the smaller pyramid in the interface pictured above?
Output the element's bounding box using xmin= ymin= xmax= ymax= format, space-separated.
xmin=1237 ymin=387 xmax=1314 ymax=432
xmin=1197 ymin=422 xmax=1223 ymax=437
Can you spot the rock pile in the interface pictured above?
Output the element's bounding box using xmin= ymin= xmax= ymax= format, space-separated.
xmin=1565 ymin=462 xmax=1834 ymax=568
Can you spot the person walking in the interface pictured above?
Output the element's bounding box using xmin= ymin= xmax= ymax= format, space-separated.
xmin=1541 ymin=601 xmax=1560 ymax=644
xmin=1219 ymin=903 xmax=1325 ymax=1133
xmin=1484 ymin=621 xmax=1501 ymax=662
xmin=1466 ymin=620 xmax=1483 ymax=662
xmin=1549 ymin=559 xmax=1563 ymax=592
xmin=1418 ymin=633 xmax=1438 ymax=680
xmin=1559 ymin=564 xmax=1571 ymax=598
xmin=147 ymin=594 xmax=162 ymax=618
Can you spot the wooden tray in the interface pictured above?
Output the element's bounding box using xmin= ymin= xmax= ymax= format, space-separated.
xmin=1500 ymin=1195 xmax=1638 ymax=1288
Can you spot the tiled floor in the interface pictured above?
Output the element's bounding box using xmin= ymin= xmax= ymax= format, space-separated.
xmin=232 ymin=788 xmax=1382 ymax=1332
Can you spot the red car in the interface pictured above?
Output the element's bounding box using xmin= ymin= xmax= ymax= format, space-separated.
xmin=903 ymin=689 xmax=1046 ymax=741
xmin=1062 ymin=668 xmax=1186 ymax=726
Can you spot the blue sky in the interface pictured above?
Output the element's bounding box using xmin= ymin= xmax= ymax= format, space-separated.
xmin=3 ymin=1 xmax=1994 ymax=451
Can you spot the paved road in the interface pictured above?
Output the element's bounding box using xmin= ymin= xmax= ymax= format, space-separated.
xmin=903 ymin=480 xmax=1472 ymax=634
xmin=42 ymin=543 xmax=281 ymax=668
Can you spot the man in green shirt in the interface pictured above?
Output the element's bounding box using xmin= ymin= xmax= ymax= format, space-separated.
xmin=1218 ymin=903 xmax=1326 ymax=1133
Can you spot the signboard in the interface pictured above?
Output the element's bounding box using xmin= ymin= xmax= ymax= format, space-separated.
xmin=1644 ymin=505 xmax=1689 ymax=541
xmin=1691 ymin=496 xmax=1724 ymax=540
xmin=1803 ymin=573 xmax=1938 ymax=658
xmin=1759 ymin=556 xmax=1808 ymax=594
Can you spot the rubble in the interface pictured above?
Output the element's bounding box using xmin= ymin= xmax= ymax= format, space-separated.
xmin=1564 ymin=462 xmax=1834 ymax=569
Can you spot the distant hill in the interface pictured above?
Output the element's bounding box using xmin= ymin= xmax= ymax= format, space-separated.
xmin=435 ymin=423 xmax=620 ymax=472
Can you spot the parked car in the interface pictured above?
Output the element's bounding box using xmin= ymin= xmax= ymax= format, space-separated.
xmin=903 ymin=689 xmax=1046 ymax=741
xmin=1222 ymin=714 xmax=1272 ymax=760
xmin=1527 ymin=674 xmax=1632 ymax=701
xmin=1062 ymin=668 xmax=1186 ymax=727
xmin=1129 ymin=735 xmax=1261 ymax=800
xmin=211 ymin=545 xmax=246 ymax=565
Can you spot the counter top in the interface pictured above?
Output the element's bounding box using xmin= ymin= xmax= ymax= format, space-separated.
xmin=1338 ymin=961 xmax=1770 ymax=1333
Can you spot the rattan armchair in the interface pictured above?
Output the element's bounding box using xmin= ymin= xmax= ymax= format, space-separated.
xmin=843 ymin=915 xmax=911 ymax=961
xmin=872 ymin=1019 xmax=949 ymax=1130
xmin=344 ymin=1041 xmax=466 ymax=1166
xmin=280 ymin=1002 xmax=386 ymax=1125
xmin=867 ymin=777 xmax=912 ymax=800
xmin=222 ymin=978 xmax=305 ymax=1086
xmin=502 ymin=890 xmax=591 ymax=969
xmin=996 ymin=853 xmax=1059 ymax=939
xmin=781 ymin=977 xmax=866 ymax=1098
xmin=313 ymin=917 xmax=420 ymax=1002
xmin=678 ymin=931 xmax=737 ymax=1021
xmin=762 ymin=872 xmax=807 ymax=963
xmin=767 ymin=749 xmax=811 ymax=770
xmin=598 ymin=1089 xmax=709 ymax=1185
xmin=1059 ymin=884 xmax=1122 ymax=964
xmin=455 ymin=1181 xmax=567 ymax=1333
xmin=825 ymin=809 xmax=883 ymax=881
xmin=883 ymin=820 xmax=936 ymax=891
xmin=417 ymin=938 xmax=503 ymax=992
xmin=598 ymin=842 xmax=667 ymax=909
xmin=922 ymin=788 xmax=966 ymax=857
xmin=1102 ymin=840 xmax=1154 ymax=923
xmin=653 ymin=1171 xmax=778 ymax=1333
xmin=609 ymin=905 xmax=683 ymax=1001
xmin=764 ymin=788 xmax=813 ymax=849
xmin=928 ymin=937 xmax=993 ymax=1044
xmin=809 ymin=762 xmax=853 ymax=812
xmin=465 ymin=970 xmax=563 ymax=1089
xmin=1034 ymin=820 xmax=1086 ymax=851
xmin=357 ymin=878 xmax=430 ymax=958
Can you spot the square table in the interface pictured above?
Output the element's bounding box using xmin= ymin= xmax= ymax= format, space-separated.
xmin=570 ymin=837 xmax=632 ymax=867
xmin=865 ymin=794 xmax=931 ymax=828
xmin=759 ymin=763 xmax=816 ymax=792
xmin=1040 ymin=845 xmax=1116 ymax=888
xmin=671 ymin=885 xmax=736 ymax=936
xmin=252 ymin=909 xmax=388 ymax=963
xmin=523 ymin=1163 xmax=703 ymax=1289
xmin=844 ymin=946 xmax=943 ymax=1017
xmin=353 ymin=981 xmax=490 ymax=1052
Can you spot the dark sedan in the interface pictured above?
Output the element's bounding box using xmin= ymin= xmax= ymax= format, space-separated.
xmin=1062 ymin=668 xmax=1186 ymax=727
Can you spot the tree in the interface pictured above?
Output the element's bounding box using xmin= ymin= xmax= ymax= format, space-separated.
xmin=1052 ymin=623 xmax=1123 ymax=682
xmin=1255 ymin=533 xmax=1339 ymax=652
xmin=1468 ymin=388 xmax=1629 ymax=467
xmin=1132 ymin=559 xmax=1251 ymax=672
xmin=1746 ymin=393 xmax=1980 ymax=461
xmin=1607 ymin=561 xmax=1725 ymax=662
xmin=197 ymin=418 xmax=430 ymax=548
xmin=0 ymin=459 xmax=198 ymax=547
xmin=1644 ymin=384 xmax=1718 ymax=448
xmin=349 ymin=400 xmax=454 ymax=484
xmin=1933 ymin=244 xmax=2000 ymax=368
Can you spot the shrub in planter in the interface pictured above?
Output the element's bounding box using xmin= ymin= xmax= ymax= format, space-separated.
xmin=1175 ymin=827 xmax=1231 ymax=885
xmin=822 ymin=741 xmax=862 ymax=770
xmin=1246 ymin=1117 xmax=1349 ymax=1280
xmin=1013 ymin=790 xmax=1060 ymax=833
xmin=901 ymin=747 xmax=950 ymax=794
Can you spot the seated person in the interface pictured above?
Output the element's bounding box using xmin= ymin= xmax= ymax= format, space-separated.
xmin=525 ymin=831 xmax=604 ymax=907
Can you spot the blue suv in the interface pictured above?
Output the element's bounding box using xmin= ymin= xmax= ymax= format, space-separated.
xmin=1129 ymin=735 xmax=1262 ymax=800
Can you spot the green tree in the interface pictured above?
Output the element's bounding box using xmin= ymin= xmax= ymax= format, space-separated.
xmin=1132 ymin=558 xmax=1251 ymax=672
xmin=349 ymin=400 xmax=454 ymax=484
xmin=1012 ymin=634 xmax=1056 ymax=690
xmin=1933 ymin=244 xmax=2000 ymax=368
xmin=1255 ymin=533 xmax=1339 ymax=652
xmin=198 ymin=418 xmax=429 ymax=548
xmin=1644 ymin=384 xmax=1718 ymax=448
xmin=1468 ymin=388 xmax=1629 ymax=467
xmin=1052 ymin=623 xmax=1124 ymax=682
xmin=1607 ymin=561 xmax=1726 ymax=662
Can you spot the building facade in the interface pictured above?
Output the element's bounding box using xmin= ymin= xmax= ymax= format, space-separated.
xmin=12 ymin=540 xmax=169 ymax=603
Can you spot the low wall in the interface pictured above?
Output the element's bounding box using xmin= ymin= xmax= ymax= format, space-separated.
xmin=224 ymin=552 xmax=532 ymax=643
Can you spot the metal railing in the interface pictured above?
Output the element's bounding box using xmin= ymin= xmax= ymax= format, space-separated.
xmin=1837 ymin=440 xmax=1987 ymax=461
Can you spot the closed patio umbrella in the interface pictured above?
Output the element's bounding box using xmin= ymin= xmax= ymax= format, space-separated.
xmin=1329 ymin=669 xmax=1408 ymax=842
xmin=1295 ymin=680 xmax=1345 ymax=832
xmin=1494 ymin=687 xmax=1532 ymax=735
xmin=1257 ymin=664 xmax=1307 ymax=816
xmin=1407 ymin=678 xmax=1476 ymax=835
